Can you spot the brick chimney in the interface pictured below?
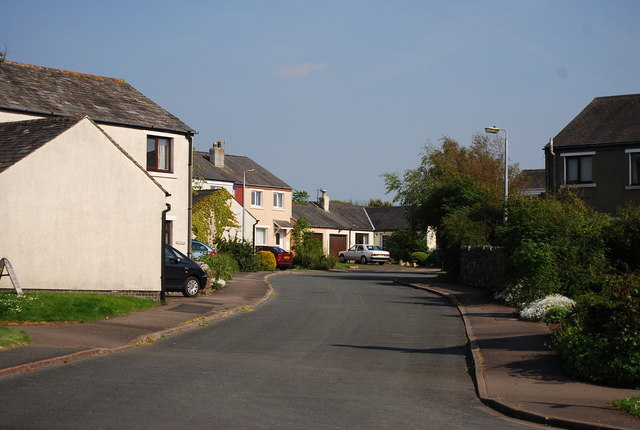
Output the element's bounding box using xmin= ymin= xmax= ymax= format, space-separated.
xmin=210 ymin=141 xmax=225 ymax=167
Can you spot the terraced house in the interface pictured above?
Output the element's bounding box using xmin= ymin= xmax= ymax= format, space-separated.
xmin=0 ymin=61 xmax=195 ymax=297
xmin=193 ymin=141 xmax=294 ymax=250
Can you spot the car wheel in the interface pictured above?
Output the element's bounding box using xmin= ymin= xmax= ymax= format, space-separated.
xmin=339 ymin=254 xmax=346 ymax=263
xmin=183 ymin=276 xmax=200 ymax=297
xmin=360 ymin=256 xmax=367 ymax=264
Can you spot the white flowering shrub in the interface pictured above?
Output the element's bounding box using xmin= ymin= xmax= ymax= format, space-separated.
xmin=519 ymin=294 xmax=576 ymax=322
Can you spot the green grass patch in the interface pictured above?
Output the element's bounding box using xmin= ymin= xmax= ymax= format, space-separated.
xmin=0 ymin=326 xmax=31 ymax=349
xmin=612 ymin=397 xmax=640 ymax=418
xmin=0 ymin=293 xmax=158 ymax=323
xmin=333 ymin=262 xmax=355 ymax=270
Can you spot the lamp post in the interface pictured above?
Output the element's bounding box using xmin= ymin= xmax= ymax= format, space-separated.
xmin=242 ymin=169 xmax=256 ymax=241
xmin=485 ymin=126 xmax=508 ymax=221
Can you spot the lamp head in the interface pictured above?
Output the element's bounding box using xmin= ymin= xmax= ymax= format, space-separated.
xmin=484 ymin=126 xmax=501 ymax=134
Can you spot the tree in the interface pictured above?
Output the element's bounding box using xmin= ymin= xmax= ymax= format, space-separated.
xmin=292 ymin=190 xmax=310 ymax=204
xmin=382 ymin=134 xmax=519 ymax=277
xmin=383 ymin=134 xmax=517 ymax=233
xmin=367 ymin=198 xmax=392 ymax=207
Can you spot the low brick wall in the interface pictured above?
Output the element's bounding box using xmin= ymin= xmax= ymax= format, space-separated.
xmin=459 ymin=245 xmax=503 ymax=290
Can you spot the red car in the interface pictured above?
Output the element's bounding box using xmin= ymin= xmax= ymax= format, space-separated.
xmin=256 ymin=246 xmax=294 ymax=270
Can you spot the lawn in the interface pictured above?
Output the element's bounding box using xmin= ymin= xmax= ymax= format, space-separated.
xmin=0 ymin=326 xmax=31 ymax=350
xmin=0 ymin=292 xmax=158 ymax=349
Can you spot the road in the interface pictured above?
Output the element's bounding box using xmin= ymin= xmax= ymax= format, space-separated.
xmin=0 ymin=270 xmax=540 ymax=429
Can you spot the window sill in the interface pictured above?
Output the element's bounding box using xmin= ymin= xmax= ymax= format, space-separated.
xmin=625 ymin=185 xmax=640 ymax=190
xmin=250 ymin=206 xmax=263 ymax=209
xmin=562 ymin=183 xmax=597 ymax=188
xmin=148 ymin=171 xmax=178 ymax=180
xmin=273 ymin=207 xmax=285 ymax=211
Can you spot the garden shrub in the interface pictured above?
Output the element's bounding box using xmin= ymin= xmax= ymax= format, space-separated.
xmin=410 ymin=251 xmax=429 ymax=266
xmin=385 ymin=230 xmax=428 ymax=262
xmin=551 ymin=272 xmax=640 ymax=388
xmin=201 ymin=253 xmax=238 ymax=288
xmin=257 ymin=250 xmax=276 ymax=271
xmin=438 ymin=204 xmax=498 ymax=275
xmin=216 ymin=237 xmax=262 ymax=272
xmin=605 ymin=202 xmax=640 ymax=273
xmin=292 ymin=219 xmax=336 ymax=270
xmin=497 ymin=193 xmax=608 ymax=305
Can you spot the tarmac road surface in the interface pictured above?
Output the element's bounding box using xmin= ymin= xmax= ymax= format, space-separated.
xmin=0 ymin=270 xmax=544 ymax=429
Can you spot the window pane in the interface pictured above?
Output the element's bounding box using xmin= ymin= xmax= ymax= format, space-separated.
xmin=147 ymin=137 xmax=156 ymax=169
xmin=157 ymin=138 xmax=170 ymax=170
xmin=632 ymin=153 xmax=640 ymax=185
xmin=252 ymin=190 xmax=262 ymax=206
xmin=255 ymin=227 xmax=267 ymax=245
xmin=580 ymin=156 xmax=592 ymax=182
xmin=147 ymin=136 xmax=171 ymax=171
xmin=566 ymin=157 xmax=578 ymax=183
xmin=274 ymin=192 xmax=283 ymax=208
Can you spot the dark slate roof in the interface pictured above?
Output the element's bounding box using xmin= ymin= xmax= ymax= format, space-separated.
xmin=193 ymin=151 xmax=291 ymax=189
xmin=515 ymin=169 xmax=546 ymax=189
xmin=0 ymin=116 xmax=82 ymax=174
xmin=551 ymin=94 xmax=640 ymax=148
xmin=192 ymin=189 xmax=217 ymax=207
xmin=329 ymin=203 xmax=374 ymax=230
xmin=292 ymin=202 xmax=373 ymax=231
xmin=365 ymin=206 xmax=411 ymax=231
xmin=0 ymin=61 xmax=194 ymax=134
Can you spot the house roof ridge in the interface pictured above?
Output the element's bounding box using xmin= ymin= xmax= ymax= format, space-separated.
xmin=4 ymin=61 xmax=125 ymax=84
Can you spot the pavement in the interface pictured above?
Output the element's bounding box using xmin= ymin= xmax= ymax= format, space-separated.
xmin=1 ymin=269 xmax=639 ymax=429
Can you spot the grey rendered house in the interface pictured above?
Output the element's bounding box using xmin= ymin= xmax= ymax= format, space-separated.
xmin=545 ymin=94 xmax=640 ymax=213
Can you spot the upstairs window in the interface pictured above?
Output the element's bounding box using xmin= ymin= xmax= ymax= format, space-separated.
xmin=565 ymin=155 xmax=592 ymax=184
xmin=630 ymin=152 xmax=640 ymax=185
xmin=251 ymin=190 xmax=263 ymax=207
xmin=147 ymin=136 xmax=172 ymax=172
xmin=273 ymin=192 xmax=284 ymax=209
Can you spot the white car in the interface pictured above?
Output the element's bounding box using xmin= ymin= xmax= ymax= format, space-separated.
xmin=339 ymin=244 xmax=390 ymax=265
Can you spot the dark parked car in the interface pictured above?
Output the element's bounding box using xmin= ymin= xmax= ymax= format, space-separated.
xmin=164 ymin=244 xmax=208 ymax=297
xmin=192 ymin=239 xmax=216 ymax=259
xmin=255 ymin=245 xmax=294 ymax=269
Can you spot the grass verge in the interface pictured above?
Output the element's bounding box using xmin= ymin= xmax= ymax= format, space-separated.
xmin=0 ymin=326 xmax=31 ymax=350
xmin=612 ymin=397 xmax=640 ymax=418
xmin=0 ymin=292 xmax=158 ymax=323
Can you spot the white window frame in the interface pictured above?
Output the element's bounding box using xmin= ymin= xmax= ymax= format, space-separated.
xmin=561 ymin=151 xmax=596 ymax=188
xmin=251 ymin=189 xmax=263 ymax=208
xmin=273 ymin=192 xmax=284 ymax=209
xmin=255 ymin=226 xmax=268 ymax=245
xmin=626 ymin=149 xmax=640 ymax=190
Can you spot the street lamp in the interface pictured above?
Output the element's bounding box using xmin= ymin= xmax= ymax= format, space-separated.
xmin=242 ymin=169 xmax=256 ymax=241
xmin=485 ymin=126 xmax=508 ymax=221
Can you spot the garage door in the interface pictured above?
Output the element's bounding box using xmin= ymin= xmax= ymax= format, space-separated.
xmin=329 ymin=234 xmax=347 ymax=257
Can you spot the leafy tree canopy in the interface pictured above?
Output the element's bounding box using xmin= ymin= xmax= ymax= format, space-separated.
xmin=367 ymin=198 xmax=392 ymax=207
xmin=382 ymin=134 xmax=519 ymax=232
xmin=292 ymin=190 xmax=310 ymax=204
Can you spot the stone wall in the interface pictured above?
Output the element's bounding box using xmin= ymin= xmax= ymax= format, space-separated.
xmin=459 ymin=245 xmax=503 ymax=290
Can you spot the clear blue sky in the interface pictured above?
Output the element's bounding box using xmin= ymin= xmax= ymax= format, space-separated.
xmin=3 ymin=0 xmax=640 ymax=202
